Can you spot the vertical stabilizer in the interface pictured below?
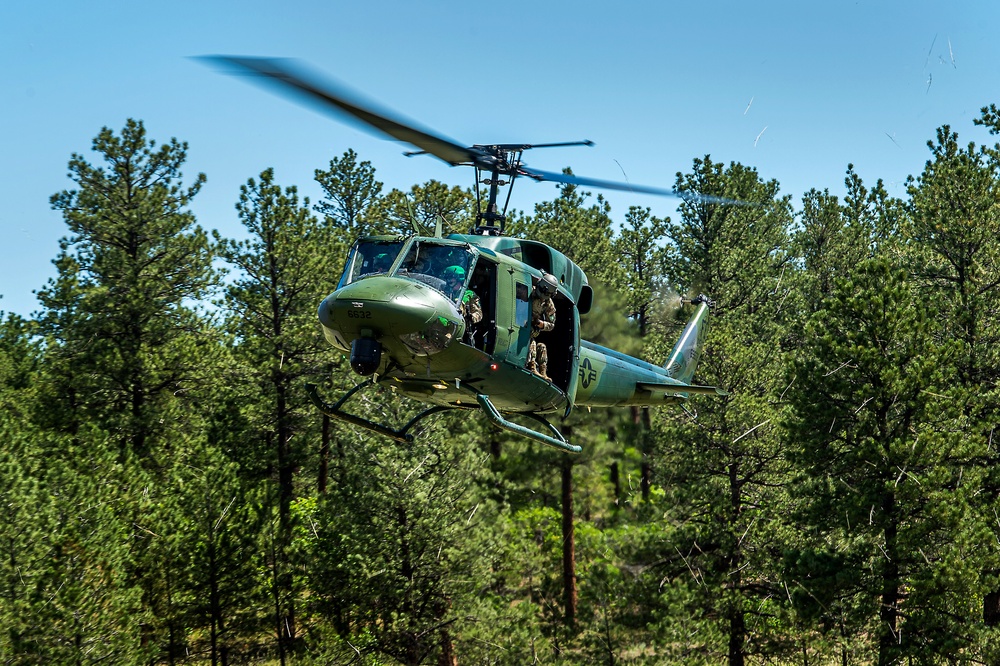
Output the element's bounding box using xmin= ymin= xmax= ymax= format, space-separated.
xmin=663 ymin=295 xmax=713 ymax=384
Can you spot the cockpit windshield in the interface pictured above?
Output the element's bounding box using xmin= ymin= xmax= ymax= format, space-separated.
xmin=338 ymin=239 xmax=405 ymax=287
xmin=394 ymin=241 xmax=475 ymax=303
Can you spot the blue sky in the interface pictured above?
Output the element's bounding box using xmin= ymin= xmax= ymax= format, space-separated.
xmin=3 ymin=0 xmax=998 ymax=317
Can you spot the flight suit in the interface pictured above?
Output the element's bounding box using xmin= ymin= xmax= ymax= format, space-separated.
xmin=527 ymin=294 xmax=556 ymax=379
xmin=460 ymin=289 xmax=482 ymax=325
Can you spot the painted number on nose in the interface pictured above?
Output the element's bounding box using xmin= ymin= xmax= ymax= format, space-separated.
xmin=347 ymin=310 xmax=372 ymax=319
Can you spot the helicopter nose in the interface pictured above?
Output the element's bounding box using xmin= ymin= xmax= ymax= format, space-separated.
xmin=318 ymin=276 xmax=463 ymax=354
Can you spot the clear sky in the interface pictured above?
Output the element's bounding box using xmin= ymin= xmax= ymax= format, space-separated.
xmin=3 ymin=0 xmax=998 ymax=318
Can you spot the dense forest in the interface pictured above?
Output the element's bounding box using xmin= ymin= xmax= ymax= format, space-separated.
xmin=4 ymin=106 xmax=1000 ymax=665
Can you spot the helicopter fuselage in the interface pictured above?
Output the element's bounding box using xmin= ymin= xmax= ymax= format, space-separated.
xmin=318 ymin=234 xmax=709 ymax=420
xmin=319 ymin=234 xmax=573 ymax=414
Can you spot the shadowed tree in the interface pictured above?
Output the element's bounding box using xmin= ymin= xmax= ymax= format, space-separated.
xmin=215 ymin=168 xmax=329 ymax=662
xmin=649 ymin=156 xmax=795 ymax=665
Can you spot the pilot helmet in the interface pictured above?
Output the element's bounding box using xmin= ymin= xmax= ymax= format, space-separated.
xmin=444 ymin=265 xmax=466 ymax=281
xmin=536 ymin=272 xmax=558 ymax=297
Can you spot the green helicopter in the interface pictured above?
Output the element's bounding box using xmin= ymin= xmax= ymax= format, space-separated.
xmin=204 ymin=56 xmax=729 ymax=453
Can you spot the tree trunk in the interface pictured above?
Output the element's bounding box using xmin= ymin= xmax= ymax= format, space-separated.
xmin=727 ymin=604 xmax=746 ymax=666
xmin=878 ymin=495 xmax=901 ymax=666
xmin=561 ymin=443 xmax=577 ymax=629
xmin=438 ymin=629 xmax=458 ymax=666
xmin=318 ymin=414 xmax=330 ymax=493
xmin=608 ymin=425 xmax=621 ymax=507
xmin=633 ymin=407 xmax=653 ymax=501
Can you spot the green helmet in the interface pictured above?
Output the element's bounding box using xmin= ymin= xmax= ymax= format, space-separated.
xmin=444 ymin=265 xmax=466 ymax=280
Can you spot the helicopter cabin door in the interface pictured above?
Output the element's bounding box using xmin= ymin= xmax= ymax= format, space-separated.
xmin=499 ymin=268 xmax=577 ymax=396
xmin=465 ymin=257 xmax=497 ymax=353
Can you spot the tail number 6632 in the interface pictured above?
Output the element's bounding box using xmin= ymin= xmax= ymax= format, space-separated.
xmin=347 ymin=310 xmax=372 ymax=319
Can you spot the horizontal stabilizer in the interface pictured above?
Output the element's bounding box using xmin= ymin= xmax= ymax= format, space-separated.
xmin=637 ymin=382 xmax=728 ymax=397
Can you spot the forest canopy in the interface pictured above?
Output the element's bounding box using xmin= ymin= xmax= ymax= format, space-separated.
xmin=4 ymin=108 xmax=1000 ymax=665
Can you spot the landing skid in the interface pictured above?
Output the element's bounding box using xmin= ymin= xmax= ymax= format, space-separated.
xmin=307 ymin=382 xmax=581 ymax=453
xmin=306 ymin=381 xmax=453 ymax=443
xmin=476 ymin=395 xmax=581 ymax=453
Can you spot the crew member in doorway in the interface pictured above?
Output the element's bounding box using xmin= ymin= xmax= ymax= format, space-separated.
xmin=527 ymin=273 xmax=557 ymax=380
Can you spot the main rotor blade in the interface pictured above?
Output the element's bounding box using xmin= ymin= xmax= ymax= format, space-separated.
xmin=199 ymin=55 xmax=479 ymax=167
xmin=477 ymin=140 xmax=596 ymax=151
xmin=519 ymin=166 xmax=748 ymax=205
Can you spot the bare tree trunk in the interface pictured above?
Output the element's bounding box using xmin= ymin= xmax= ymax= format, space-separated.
xmin=560 ymin=442 xmax=577 ymax=629
xmin=632 ymin=407 xmax=653 ymax=500
xmin=318 ymin=414 xmax=330 ymax=493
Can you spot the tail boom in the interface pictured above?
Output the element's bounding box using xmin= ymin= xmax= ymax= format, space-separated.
xmin=574 ymin=295 xmax=724 ymax=408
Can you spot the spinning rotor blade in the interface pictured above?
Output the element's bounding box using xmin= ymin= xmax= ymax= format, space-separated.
xmin=200 ymin=55 xmax=479 ymax=167
xmin=201 ymin=56 xmax=747 ymax=207
xmin=519 ymin=167 xmax=747 ymax=205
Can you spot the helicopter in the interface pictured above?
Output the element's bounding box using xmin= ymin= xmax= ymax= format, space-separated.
xmin=205 ymin=56 xmax=728 ymax=453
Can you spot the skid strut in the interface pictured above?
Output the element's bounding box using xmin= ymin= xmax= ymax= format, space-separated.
xmin=307 ymin=381 xmax=453 ymax=443
xmin=476 ymin=394 xmax=581 ymax=453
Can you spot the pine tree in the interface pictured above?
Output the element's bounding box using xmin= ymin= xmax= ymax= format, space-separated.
xmin=31 ymin=120 xmax=220 ymax=661
xmin=306 ymin=424 xmax=494 ymax=665
xmin=366 ymin=179 xmax=475 ymax=235
xmin=38 ymin=118 xmax=216 ymax=463
xmin=906 ymin=119 xmax=1000 ymax=656
xmin=649 ymin=157 xmax=795 ymax=664
xmin=215 ymin=167 xmax=330 ymax=661
xmin=784 ymin=256 xmax=979 ymax=663
xmin=314 ymin=148 xmax=383 ymax=237
xmin=518 ymin=177 xmax=617 ymax=285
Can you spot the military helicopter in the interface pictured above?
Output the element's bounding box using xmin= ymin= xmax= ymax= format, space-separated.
xmin=205 ymin=56 xmax=728 ymax=453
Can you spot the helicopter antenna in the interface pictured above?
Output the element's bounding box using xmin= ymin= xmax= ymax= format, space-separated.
xmin=404 ymin=196 xmax=421 ymax=235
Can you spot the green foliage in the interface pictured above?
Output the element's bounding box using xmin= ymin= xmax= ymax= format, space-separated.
xmin=645 ymin=156 xmax=797 ymax=664
xmin=37 ymin=118 xmax=217 ymax=462
xmin=784 ymin=257 xmax=979 ymax=662
xmin=0 ymin=425 xmax=150 ymax=664
xmin=366 ymin=179 xmax=475 ymax=236
xmin=306 ymin=427 xmax=497 ymax=665
xmin=608 ymin=206 xmax=671 ymax=338
xmin=517 ymin=176 xmax=617 ymax=285
xmin=14 ymin=109 xmax=1000 ymax=664
xmin=314 ymin=148 xmax=384 ymax=236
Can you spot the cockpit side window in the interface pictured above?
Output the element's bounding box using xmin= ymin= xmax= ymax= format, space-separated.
xmin=338 ymin=240 xmax=404 ymax=287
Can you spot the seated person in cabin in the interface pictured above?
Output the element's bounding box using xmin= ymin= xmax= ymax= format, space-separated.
xmin=444 ymin=265 xmax=482 ymax=337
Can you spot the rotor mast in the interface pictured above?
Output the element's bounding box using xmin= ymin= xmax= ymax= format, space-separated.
xmin=471 ymin=141 xmax=595 ymax=237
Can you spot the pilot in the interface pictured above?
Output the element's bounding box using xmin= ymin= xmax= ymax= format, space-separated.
xmin=362 ymin=252 xmax=393 ymax=277
xmin=375 ymin=252 xmax=394 ymax=271
xmin=444 ymin=265 xmax=482 ymax=331
xmin=527 ymin=273 xmax=558 ymax=380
